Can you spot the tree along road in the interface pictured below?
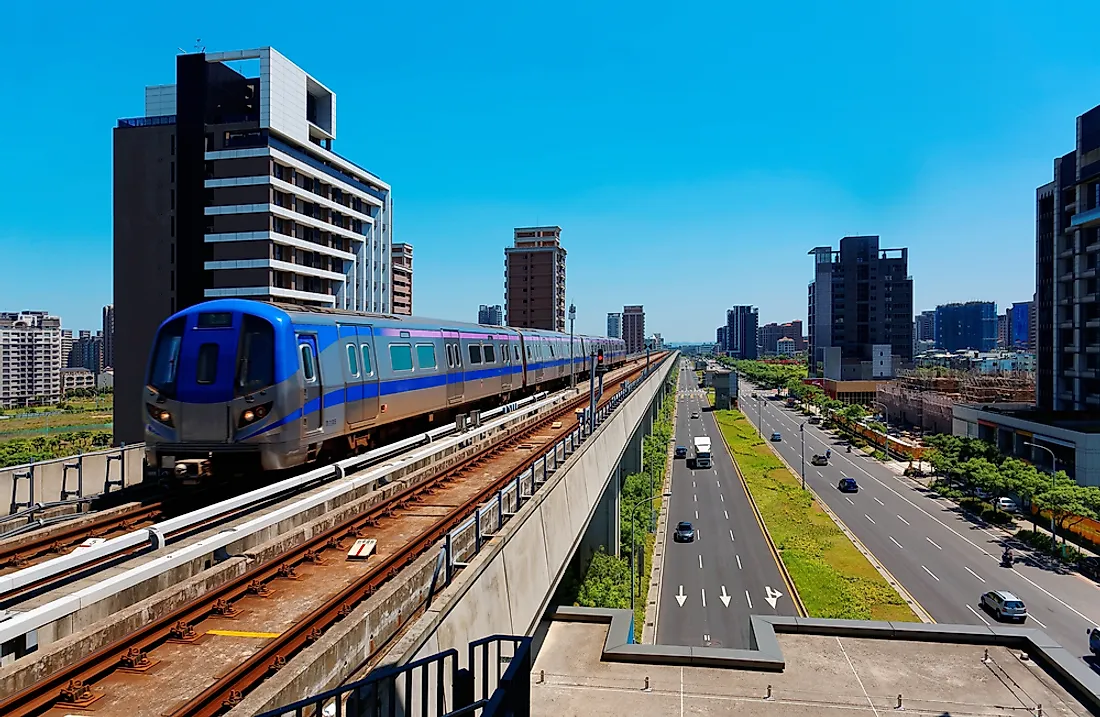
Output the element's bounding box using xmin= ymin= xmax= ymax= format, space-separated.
xmin=741 ymin=378 xmax=1100 ymax=663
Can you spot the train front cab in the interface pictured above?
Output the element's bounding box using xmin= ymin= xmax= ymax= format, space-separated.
xmin=144 ymin=301 xmax=300 ymax=479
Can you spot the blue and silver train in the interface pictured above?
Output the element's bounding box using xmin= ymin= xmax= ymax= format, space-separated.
xmin=143 ymin=299 xmax=628 ymax=480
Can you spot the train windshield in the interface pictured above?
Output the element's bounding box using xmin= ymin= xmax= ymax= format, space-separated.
xmin=149 ymin=318 xmax=185 ymax=395
xmin=236 ymin=315 xmax=276 ymax=395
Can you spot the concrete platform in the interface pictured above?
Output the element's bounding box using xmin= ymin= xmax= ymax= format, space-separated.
xmin=532 ymin=620 xmax=1092 ymax=717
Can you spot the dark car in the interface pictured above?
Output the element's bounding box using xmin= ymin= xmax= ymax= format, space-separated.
xmin=838 ymin=477 xmax=859 ymax=493
xmin=1079 ymin=556 xmax=1100 ymax=581
xmin=673 ymin=521 xmax=695 ymax=542
xmin=770 ymin=432 xmax=782 ymax=442
xmin=675 ymin=445 xmax=688 ymax=459
xmin=811 ymin=454 xmax=829 ymax=466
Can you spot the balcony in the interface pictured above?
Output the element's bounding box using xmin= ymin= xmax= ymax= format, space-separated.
xmin=1071 ymin=205 xmax=1100 ymax=229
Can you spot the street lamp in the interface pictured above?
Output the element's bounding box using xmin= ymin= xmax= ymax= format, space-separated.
xmin=629 ymin=491 xmax=673 ymax=613
xmin=799 ymin=422 xmax=806 ymax=490
xmin=872 ymin=400 xmax=889 ymax=460
xmin=568 ymin=303 xmax=577 ymax=392
xmin=1024 ymin=441 xmax=1059 ymax=548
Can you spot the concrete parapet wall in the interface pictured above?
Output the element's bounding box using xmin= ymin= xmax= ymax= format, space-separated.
xmin=2 ymin=445 xmax=146 ymax=516
xmin=382 ymin=356 xmax=676 ymax=670
xmin=551 ymin=607 xmax=1100 ymax=711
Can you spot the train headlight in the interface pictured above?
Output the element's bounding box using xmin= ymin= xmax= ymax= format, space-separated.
xmin=147 ymin=404 xmax=174 ymax=427
xmin=238 ymin=402 xmax=274 ymax=428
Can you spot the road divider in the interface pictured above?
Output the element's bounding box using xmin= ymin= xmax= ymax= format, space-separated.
xmin=714 ymin=409 xmax=922 ymax=623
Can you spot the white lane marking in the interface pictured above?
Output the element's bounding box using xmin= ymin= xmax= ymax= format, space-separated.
xmin=897 ymin=515 xmax=910 ymax=525
xmin=736 ymin=554 xmax=742 ymax=569
xmin=889 ymin=536 xmax=903 ymax=550
xmin=865 ymin=514 xmax=876 ymax=524
xmin=692 ymin=480 xmax=696 ymax=488
xmin=701 ymin=587 xmax=706 ymax=608
xmin=714 ymin=469 xmax=718 ymax=475
xmin=926 ymin=537 xmax=942 ymax=550
xmin=745 ymin=591 xmax=753 ymax=610
xmin=724 ymin=510 xmax=729 ymax=520
xmin=1029 ymin=614 xmax=1048 ymax=628
xmin=964 ymin=566 xmax=985 ymax=583
xmin=697 ymin=528 xmax=701 ymax=541
xmin=694 ymin=494 xmax=697 ymax=502
xmin=699 ymin=554 xmax=703 ymax=569
xmin=922 ymin=565 xmax=940 ymax=581
xmin=874 ymin=497 xmax=884 ymax=506
xmin=729 ymin=529 xmax=735 ymax=542
xmin=966 ymin=603 xmax=991 ymax=625
xmin=836 ymin=636 xmax=881 ymax=717
xmin=716 ymin=480 xmax=721 ymax=487
xmin=680 ymin=667 xmax=684 ymax=717
xmin=695 ymin=510 xmax=698 ymax=519
xmin=720 ymin=494 xmax=724 ymax=502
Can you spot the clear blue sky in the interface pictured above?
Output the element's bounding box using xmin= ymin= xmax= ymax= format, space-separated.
xmin=3 ymin=2 xmax=1099 ymax=341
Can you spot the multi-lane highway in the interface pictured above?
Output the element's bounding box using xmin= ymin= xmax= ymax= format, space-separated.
xmin=654 ymin=365 xmax=797 ymax=649
xmin=739 ymin=377 xmax=1100 ymax=661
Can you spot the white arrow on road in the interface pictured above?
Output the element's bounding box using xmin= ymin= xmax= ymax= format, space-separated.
xmin=675 ymin=585 xmax=687 ymax=607
xmin=719 ymin=585 xmax=731 ymax=607
xmin=765 ymin=586 xmax=783 ymax=609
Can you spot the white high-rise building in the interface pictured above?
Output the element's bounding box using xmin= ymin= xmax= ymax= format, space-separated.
xmin=606 ymin=312 xmax=622 ymax=338
xmin=0 ymin=312 xmax=62 ymax=408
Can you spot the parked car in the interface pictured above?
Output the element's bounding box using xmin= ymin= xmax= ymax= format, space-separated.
xmin=980 ymin=590 xmax=1027 ymax=622
xmin=838 ymin=477 xmax=859 ymax=493
xmin=994 ymin=497 xmax=1018 ymax=513
xmin=770 ymin=432 xmax=782 ymax=442
xmin=811 ymin=454 xmax=829 ymax=466
xmin=1078 ymin=556 xmax=1100 ymax=581
xmin=1088 ymin=626 xmax=1100 ymax=656
xmin=809 ymin=416 xmax=821 ymax=424
xmin=673 ymin=521 xmax=695 ymax=543
xmin=675 ymin=445 xmax=688 ymax=459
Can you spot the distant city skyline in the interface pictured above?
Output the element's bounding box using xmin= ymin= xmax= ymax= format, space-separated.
xmin=3 ymin=3 xmax=1099 ymax=339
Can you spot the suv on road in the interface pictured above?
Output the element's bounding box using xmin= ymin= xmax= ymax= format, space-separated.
xmin=980 ymin=590 xmax=1027 ymax=622
xmin=675 ymin=445 xmax=688 ymax=459
xmin=770 ymin=432 xmax=782 ymax=442
xmin=838 ymin=477 xmax=859 ymax=493
xmin=673 ymin=521 xmax=695 ymax=542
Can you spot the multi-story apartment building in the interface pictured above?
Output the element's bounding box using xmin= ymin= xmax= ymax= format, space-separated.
xmin=102 ymin=305 xmax=115 ymax=368
xmin=1010 ymin=301 xmax=1033 ymax=350
xmin=935 ymin=302 xmax=997 ymax=352
xmin=757 ymin=320 xmax=803 ymax=355
xmin=60 ymin=329 xmax=73 ymax=369
xmin=606 ymin=312 xmax=622 ymax=339
xmin=113 ymin=47 xmax=392 ymax=444
xmin=997 ymin=313 xmax=1009 ymax=348
xmin=777 ymin=337 xmax=797 ymax=357
xmin=61 ymin=367 xmax=96 ymax=394
xmin=70 ymin=330 xmax=105 ymax=374
xmin=622 ymin=305 xmax=646 ymax=354
xmin=504 ymin=227 xmax=566 ymax=331
xmin=390 ymin=243 xmax=412 ymax=315
xmin=915 ymin=310 xmax=936 ymax=344
xmin=0 ymin=312 xmax=62 ymax=408
xmin=808 ymin=236 xmax=913 ymax=383
xmin=716 ymin=325 xmax=727 ymax=353
xmin=725 ymin=306 xmax=759 ymax=359
xmin=478 ymin=304 xmax=504 ymax=326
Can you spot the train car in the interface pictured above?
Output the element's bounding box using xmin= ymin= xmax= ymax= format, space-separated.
xmin=143 ymin=299 xmax=626 ymax=482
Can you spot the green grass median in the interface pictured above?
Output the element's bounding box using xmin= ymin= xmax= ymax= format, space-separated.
xmin=715 ymin=409 xmax=919 ymax=622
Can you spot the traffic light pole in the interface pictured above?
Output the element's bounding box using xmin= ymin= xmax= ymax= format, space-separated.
xmin=588 ymin=351 xmax=597 ymax=434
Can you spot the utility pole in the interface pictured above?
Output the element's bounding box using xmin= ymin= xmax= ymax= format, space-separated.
xmin=569 ymin=303 xmax=576 ymax=392
xmin=800 ymin=422 xmax=806 ymax=490
xmin=588 ymin=351 xmax=597 ymax=434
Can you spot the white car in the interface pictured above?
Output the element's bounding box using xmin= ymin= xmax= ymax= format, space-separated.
xmin=994 ymin=497 xmax=1018 ymax=513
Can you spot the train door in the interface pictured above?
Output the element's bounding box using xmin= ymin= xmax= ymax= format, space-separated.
xmin=340 ymin=325 xmax=364 ymax=425
xmin=297 ymin=334 xmax=322 ymax=433
xmin=444 ymin=331 xmax=463 ymax=404
xmin=357 ymin=327 xmax=379 ymax=421
xmin=501 ymin=338 xmax=513 ymax=391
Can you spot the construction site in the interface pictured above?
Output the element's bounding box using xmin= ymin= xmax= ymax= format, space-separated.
xmin=876 ymin=369 xmax=1035 ymax=435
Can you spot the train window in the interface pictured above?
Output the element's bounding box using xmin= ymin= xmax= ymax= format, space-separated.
xmin=548 ymin=343 xmax=555 ymax=358
xmin=360 ymin=345 xmax=373 ymax=375
xmin=416 ymin=344 xmax=437 ymax=370
xmin=454 ymin=344 xmax=462 ymax=367
xmin=389 ymin=344 xmax=414 ymax=371
xmin=468 ymin=344 xmax=483 ymax=364
xmin=149 ymin=318 xmax=185 ymax=395
xmin=526 ymin=345 xmax=532 ymax=359
xmin=514 ymin=345 xmax=520 ymax=361
xmin=501 ymin=344 xmax=508 ymax=363
xmin=237 ymin=316 xmax=275 ymax=395
xmin=445 ymin=344 xmax=453 ymax=368
xmin=346 ymin=344 xmax=360 ymax=377
xmin=196 ymin=343 xmax=219 ymax=385
xmin=300 ymin=344 xmax=316 ymax=381
xmin=483 ymin=344 xmax=496 ymax=363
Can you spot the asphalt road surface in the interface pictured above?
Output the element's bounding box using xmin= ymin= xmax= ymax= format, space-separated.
xmin=740 ymin=378 xmax=1100 ymax=663
xmin=654 ymin=365 xmax=798 ymax=650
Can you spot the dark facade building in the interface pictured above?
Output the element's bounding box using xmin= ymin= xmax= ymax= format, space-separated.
xmin=758 ymin=320 xmax=804 ymax=355
xmin=725 ymin=306 xmax=758 ymax=359
xmin=606 ymin=312 xmax=622 ymax=339
xmin=113 ymin=47 xmax=393 ymax=444
xmin=1009 ymin=301 xmax=1033 ymax=350
xmin=915 ymin=310 xmax=936 ymax=344
xmin=70 ymin=330 xmax=104 ymax=374
xmin=101 ymin=305 xmax=115 ymax=369
xmin=505 ymin=227 xmax=566 ymax=331
xmin=1035 ymin=104 xmax=1100 ymax=411
xmin=622 ymin=305 xmax=646 ymax=354
xmin=935 ymin=302 xmax=997 ymax=352
xmin=478 ymin=304 xmax=504 ymax=326
xmin=716 ymin=325 xmax=727 ymax=352
xmin=807 ymin=236 xmax=913 ymax=380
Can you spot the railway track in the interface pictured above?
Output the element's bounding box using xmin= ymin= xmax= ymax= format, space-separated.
xmin=1 ymin=355 xmax=666 ymax=717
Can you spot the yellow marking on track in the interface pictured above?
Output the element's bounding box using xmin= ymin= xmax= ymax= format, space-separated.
xmin=206 ymin=629 xmax=282 ymax=639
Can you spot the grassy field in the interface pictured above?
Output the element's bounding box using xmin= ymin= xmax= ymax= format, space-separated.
xmin=714 ymin=409 xmax=918 ymax=622
xmin=0 ymin=398 xmax=113 ymax=441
